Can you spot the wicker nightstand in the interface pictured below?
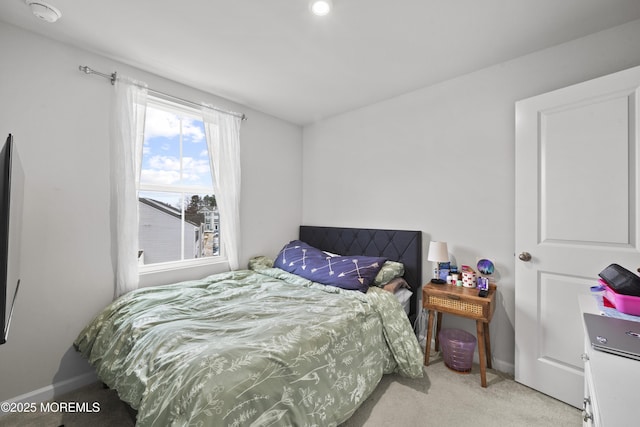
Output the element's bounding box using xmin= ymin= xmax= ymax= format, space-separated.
xmin=422 ymin=281 xmax=496 ymax=387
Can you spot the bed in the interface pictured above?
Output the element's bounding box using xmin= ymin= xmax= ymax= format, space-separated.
xmin=74 ymin=226 xmax=424 ymax=426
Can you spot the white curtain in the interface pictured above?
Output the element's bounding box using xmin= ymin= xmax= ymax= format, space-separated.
xmin=202 ymin=107 xmax=242 ymax=270
xmin=111 ymin=76 xmax=148 ymax=297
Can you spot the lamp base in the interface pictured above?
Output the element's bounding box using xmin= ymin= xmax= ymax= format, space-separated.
xmin=430 ymin=278 xmax=446 ymax=284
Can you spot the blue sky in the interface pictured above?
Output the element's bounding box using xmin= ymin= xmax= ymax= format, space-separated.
xmin=138 ymin=106 xmax=214 ymax=209
xmin=140 ymin=106 xmax=213 ymax=189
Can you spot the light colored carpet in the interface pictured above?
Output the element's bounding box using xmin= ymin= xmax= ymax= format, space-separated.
xmin=342 ymin=356 xmax=580 ymax=427
xmin=0 ymin=355 xmax=580 ymax=426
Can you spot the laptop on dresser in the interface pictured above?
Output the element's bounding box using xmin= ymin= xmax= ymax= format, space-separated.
xmin=583 ymin=313 xmax=640 ymax=361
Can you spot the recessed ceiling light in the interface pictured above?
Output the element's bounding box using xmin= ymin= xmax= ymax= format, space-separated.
xmin=309 ymin=0 xmax=333 ymax=17
xmin=25 ymin=0 xmax=62 ymax=23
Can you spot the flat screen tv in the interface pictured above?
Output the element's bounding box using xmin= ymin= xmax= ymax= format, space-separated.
xmin=0 ymin=134 xmax=24 ymax=345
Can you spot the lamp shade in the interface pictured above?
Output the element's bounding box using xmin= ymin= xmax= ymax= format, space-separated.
xmin=427 ymin=241 xmax=449 ymax=263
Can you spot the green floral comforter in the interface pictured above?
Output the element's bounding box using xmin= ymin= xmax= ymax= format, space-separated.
xmin=74 ymin=264 xmax=424 ymax=427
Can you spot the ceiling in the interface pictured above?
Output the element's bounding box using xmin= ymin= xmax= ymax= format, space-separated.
xmin=2 ymin=0 xmax=640 ymax=125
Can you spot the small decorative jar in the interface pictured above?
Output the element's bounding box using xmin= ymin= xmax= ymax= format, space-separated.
xmin=462 ymin=270 xmax=476 ymax=288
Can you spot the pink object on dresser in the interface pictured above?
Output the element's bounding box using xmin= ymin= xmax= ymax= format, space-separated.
xmin=600 ymin=278 xmax=640 ymax=316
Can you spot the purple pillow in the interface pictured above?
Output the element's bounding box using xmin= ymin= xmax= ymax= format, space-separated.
xmin=274 ymin=240 xmax=386 ymax=292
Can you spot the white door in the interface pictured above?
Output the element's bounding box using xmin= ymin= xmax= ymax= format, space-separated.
xmin=515 ymin=65 xmax=640 ymax=408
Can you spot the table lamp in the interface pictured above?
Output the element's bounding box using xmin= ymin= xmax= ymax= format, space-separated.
xmin=428 ymin=241 xmax=449 ymax=284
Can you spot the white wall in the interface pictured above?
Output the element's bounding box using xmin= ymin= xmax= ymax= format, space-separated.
xmin=0 ymin=22 xmax=302 ymax=402
xmin=302 ymin=19 xmax=640 ymax=373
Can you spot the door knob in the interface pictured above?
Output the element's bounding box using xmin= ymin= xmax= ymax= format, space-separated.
xmin=518 ymin=252 xmax=532 ymax=262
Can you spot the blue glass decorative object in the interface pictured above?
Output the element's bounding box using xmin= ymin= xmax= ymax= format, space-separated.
xmin=477 ymin=258 xmax=495 ymax=275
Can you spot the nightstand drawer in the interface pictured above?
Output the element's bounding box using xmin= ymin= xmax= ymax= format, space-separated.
xmin=423 ymin=283 xmax=496 ymax=322
xmin=425 ymin=294 xmax=484 ymax=316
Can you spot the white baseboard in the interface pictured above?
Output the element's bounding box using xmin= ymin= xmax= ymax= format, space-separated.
xmin=4 ymin=371 xmax=98 ymax=406
xmin=492 ymin=359 xmax=515 ymax=376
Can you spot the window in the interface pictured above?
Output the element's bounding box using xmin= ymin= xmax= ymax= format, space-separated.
xmin=138 ymin=97 xmax=220 ymax=267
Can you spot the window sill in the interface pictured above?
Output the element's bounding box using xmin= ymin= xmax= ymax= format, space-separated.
xmin=139 ymin=256 xmax=228 ymax=275
xmin=138 ymin=257 xmax=230 ymax=288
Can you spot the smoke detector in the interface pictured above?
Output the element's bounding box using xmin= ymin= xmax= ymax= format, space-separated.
xmin=25 ymin=1 xmax=62 ymax=23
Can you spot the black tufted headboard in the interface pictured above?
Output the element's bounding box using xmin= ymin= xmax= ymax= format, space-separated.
xmin=299 ymin=225 xmax=422 ymax=325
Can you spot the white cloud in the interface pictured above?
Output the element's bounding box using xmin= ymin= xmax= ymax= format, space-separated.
xmin=144 ymin=108 xmax=204 ymax=143
xmin=140 ymin=169 xmax=181 ymax=185
xmin=148 ymin=155 xmax=180 ymax=171
xmin=148 ymin=155 xmax=209 ymax=173
xmin=184 ymin=157 xmax=211 ymax=175
xmin=143 ymin=155 xmax=211 ymax=186
xmin=183 ymin=119 xmax=205 ymax=143
xmin=144 ymin=109 xmax=179 ymax=140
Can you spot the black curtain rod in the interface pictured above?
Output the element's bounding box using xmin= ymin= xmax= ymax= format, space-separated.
xmin=78 ymin=65 xmax=247 ymax=121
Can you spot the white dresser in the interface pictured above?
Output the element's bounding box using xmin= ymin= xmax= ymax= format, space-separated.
xmin=579 ymin=295 xmax=640 ymax=426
